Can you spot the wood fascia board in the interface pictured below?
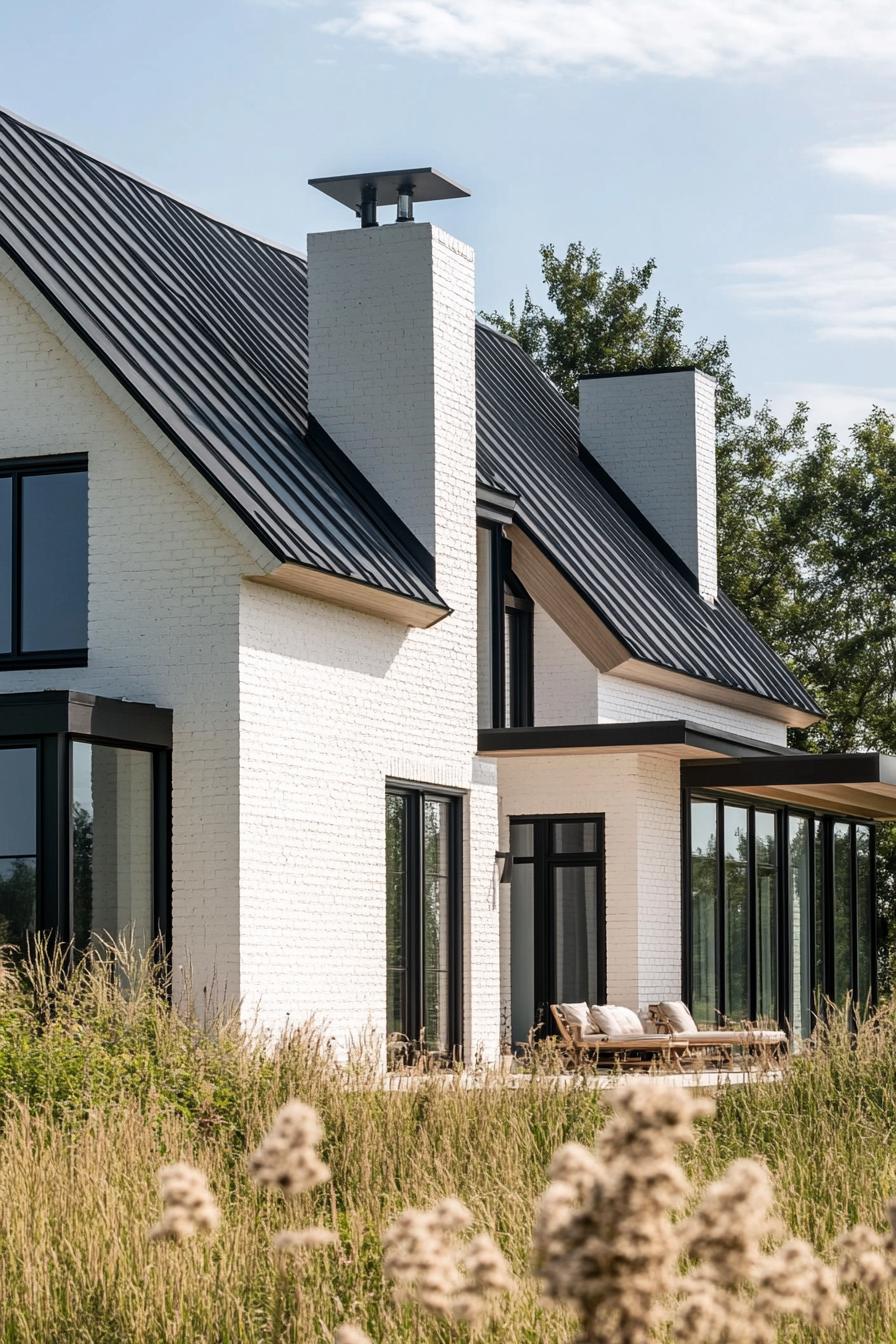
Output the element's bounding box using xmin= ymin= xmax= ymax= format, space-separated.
xmin=609 ymin=657 xmax=820 ymax=730
xmin=699 ymin=781 xmax=896 ymax=821
xmin=506 ymin=525 xmax=629 ymax=672
xmin=252 ymin=564 xmax=449 ymax=629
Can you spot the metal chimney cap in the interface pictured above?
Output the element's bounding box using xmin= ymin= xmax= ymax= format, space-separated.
xmin=308 ymin=167 xmax=471 ymax=212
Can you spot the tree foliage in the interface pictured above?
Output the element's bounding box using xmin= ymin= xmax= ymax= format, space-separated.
xmin=483 ymin=242 xmax=896 ymax=957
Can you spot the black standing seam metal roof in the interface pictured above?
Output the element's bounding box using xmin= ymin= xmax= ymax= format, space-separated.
xmin=0 ymin=106 xmax=819 ymax=718
xmin=475 ymin=324 xmax=821 ymax=718
xmin=0 ymin=107 xmax=444 ymax=613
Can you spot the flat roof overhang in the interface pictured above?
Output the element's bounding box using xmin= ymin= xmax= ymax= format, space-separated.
xmin=683 ymin=752 xmax=896 ymax=821
xmin=477 ymin=720 xmax=794 ymax=761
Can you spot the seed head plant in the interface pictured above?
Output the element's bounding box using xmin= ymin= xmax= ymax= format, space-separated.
xmin=248 ymin=1098 xmax=331 ymax=1195
xmin=148 ymin=1162 xmax=220 ymax=1243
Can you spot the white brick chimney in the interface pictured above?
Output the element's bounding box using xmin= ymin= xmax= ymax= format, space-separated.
xmin=578 ymin=368 xmax=718 ymax=602
xmin=307 ymin=221 xmax=476 ymax=584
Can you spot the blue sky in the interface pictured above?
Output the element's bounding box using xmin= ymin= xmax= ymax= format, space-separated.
xmin=2 ymin=0 xmax=895 ymax=436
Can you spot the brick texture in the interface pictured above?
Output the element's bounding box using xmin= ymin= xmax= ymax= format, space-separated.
xmin=579 ymin=370 xmax=718 ymax=602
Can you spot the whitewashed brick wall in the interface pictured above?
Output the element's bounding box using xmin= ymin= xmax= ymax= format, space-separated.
xmin=533 ymin=603 xmax=599 ymax=725
xmin=579 ymin=369 xmax=718 ymax=602
xmin=598 ymin=673 xmax=790 ymax=745
xmin=0 ymin=268 xmax=248 ymax=1004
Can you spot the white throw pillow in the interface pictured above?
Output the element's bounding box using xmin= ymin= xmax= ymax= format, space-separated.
xmin=611 ymin=1005 xmax=644 ymax=1036
xmin=589 ymin=1004 xmax=623 ymax=1037
xmin=658 ymin=1001 xmax=698 ymax=1034
xmin=559 ymin=1002 xmax=592 ymax=1034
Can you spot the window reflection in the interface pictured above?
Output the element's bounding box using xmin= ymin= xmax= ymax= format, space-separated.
xmin=690 ymin=801 xmax=717 ymax=1025
xmin=724 ymin=808 xmax=749 ymax=1022
xmin=71 ymin=742 xmax=154 ymax=953
xmin=0 ymin=747 xmax=37 ymax=955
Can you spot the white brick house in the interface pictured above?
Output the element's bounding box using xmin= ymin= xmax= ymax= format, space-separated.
xmin=0 ymin=112 xmax=891 ymax=1061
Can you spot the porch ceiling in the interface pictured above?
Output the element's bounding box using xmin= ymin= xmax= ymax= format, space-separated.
xmin=476 ymin=720 xmax=793 ymax=761
xmin=682 ymin=752 xmax=896 ymax=821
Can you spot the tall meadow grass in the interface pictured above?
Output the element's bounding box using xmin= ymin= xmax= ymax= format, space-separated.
xmin=0 ymin=943 xmax=895 ymax=1341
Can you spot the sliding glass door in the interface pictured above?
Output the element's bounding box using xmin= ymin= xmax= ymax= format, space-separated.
xmin=509 ymin=815 xmax=605 ymax=1048
xmin=385 ymin=786 xmax=461 ymax=1061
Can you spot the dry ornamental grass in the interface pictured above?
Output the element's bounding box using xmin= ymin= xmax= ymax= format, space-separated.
xmin=3 ymin=941 xmax=896 ymax=1341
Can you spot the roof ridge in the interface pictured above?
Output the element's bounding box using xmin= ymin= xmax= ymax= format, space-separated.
xmin=0 ymin=104 xmax=308 ymax=264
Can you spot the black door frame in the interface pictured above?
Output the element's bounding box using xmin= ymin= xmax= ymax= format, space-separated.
xmin=386 ymin=782 xmax=463 ymax=1058
xmin=509 ymin=812 xmax=606 ymax=1037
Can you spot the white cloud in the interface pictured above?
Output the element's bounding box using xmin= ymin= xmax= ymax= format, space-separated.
xmin=729 ymin=214 xmax=896 ymax=342
xmin=818 ymin=139 xmax=896 ymax=188
xmin=767 ymin=381 xmax=896 ymax=440
xmin=302 ymin=0 xmax=896 ymax=77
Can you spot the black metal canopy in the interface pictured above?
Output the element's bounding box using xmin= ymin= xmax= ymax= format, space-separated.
xmin=683 ymin=752 xmax=896 ymax=820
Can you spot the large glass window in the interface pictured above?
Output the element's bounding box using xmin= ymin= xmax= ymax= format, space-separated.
xmin=0 ymin=460 xmax=87 ymax=665
xmin=509 ymin=815 xmax=604 ymax=1047
xmin=71 ymin=742 xmax=154 ymax=953
xmin=689 ymin=801 xmax=717 ymax=1025
xmin=385 ymin=786 xmax=460 ymax=1061
xmin=688 ymin=796 xmax=876 ymax=1034
xmin=0 ymin=746 xmax=37 ymax=954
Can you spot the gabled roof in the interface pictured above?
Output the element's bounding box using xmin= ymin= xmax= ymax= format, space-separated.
xmin=476 ymin=324 xmax=821 ymax=720
xmin=0 ymin=107 xmax=444 ymax=617
xmin=0 ymin=106 xmax=819 ymax=719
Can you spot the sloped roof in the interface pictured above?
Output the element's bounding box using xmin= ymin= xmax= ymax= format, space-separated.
xmin=476 ymin=324 xmax=821 ymax=718
xmin=0 ymin=106 xmax=819 ymax=718
xmin=0 ymin=107 xmax=443 ymax=614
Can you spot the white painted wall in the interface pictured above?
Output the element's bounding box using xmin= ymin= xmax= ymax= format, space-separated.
xmin=579 ymin=369 xmax=718 ymax=602
xmin=0 ymin=267 xmax=249 ymax=1005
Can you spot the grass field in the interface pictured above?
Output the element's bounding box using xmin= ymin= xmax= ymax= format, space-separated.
xmin=1 ymin=946 xmax=895 ymax=1342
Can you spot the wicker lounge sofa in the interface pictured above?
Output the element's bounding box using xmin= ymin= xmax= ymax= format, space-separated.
xmin=551 ymin=1002 xmax=690 ymax=1071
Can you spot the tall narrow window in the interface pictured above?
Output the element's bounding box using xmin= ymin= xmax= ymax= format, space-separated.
xmin=0 ymin=746 xmax=37 ymax=955
xmin=509 ymin=815 xmax=604 ymax=1046
xmin=755 ymin=811 xmax=778 ymax=1023
xmin=833 ymin=822 xmax=853 ymax=1002
xmin=480 ymin=526 xmax=534 ymax=728
xmin=385 ymin=786 xmax=460 ymax=1061
xmin=789 ymin=815 xmax=812 ymax=1038
xmin=724 ymin=807 xmax=749 ymax=1022
xmin=689 ymin=800 xmax=718 ymax=1025
xmin=71 ymin=742 xmax=155 ymax=952
xmin=855 ymin=826 xmax=873 ymax=1009
xmin=0 ymin=458 xmax=87 ymax=666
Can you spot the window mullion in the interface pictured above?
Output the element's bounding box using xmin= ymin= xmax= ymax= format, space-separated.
xmin=11 ymin=471 xmax=21 ymax=658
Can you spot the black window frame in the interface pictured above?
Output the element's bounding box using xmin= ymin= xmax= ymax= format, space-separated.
xmin=509 ymin=812 xmax=606 ymax=1040
xmin=0 ymin=692 xmax=171 ymax=955
xmin=482 ymin=525 xmax=534 ymax=729
xmin=0 ymin=454 xmax=88 ymax=670
xmin=385 ymin=781 xmax=463 ymax=1060
xmin=682 ymin=788 xmax=878 ymax=1030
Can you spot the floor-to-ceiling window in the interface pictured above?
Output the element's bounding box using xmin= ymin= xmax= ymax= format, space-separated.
xmin=686 ymin=794 xmax=877 ymax=1033
xmin=509 ymin=815 xmax=605 ymax=1047
xmin=0 ymin=693 xmax=171 ymax=960
xmin=385 ymin=785 xmax=461 ymax=1062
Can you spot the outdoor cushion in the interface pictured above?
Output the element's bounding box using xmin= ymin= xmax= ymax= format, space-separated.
xmin=610 ymin=1005 xmax=645 ymax=1035
xmin=589 ymin=1004 xmax=624 ymax=1036
xmin=559 ymin=1002 xmax=592 ymax=1034
xmin=658 ymin=1001 xmax=699 ymax=1034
